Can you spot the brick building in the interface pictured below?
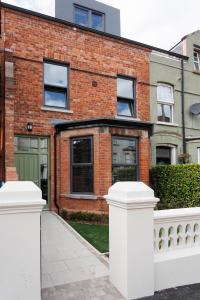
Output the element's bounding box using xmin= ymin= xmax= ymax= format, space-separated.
xmin=0 ymin=3 xmax=184 ymax=213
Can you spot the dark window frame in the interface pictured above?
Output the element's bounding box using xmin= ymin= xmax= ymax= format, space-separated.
xmin=117 ymin=76 xmax=136 ymax=118
xmin=70 ymin=136 xmax=94 ymax=194
xmin=74 ymin=4 xmax=105 ymax=31
xmin=43 ymin=60 xmax=69 ymax=109
xmin=112 ymin=136 xmax=139 ymax=183
xmin=156 ymin=146 xmax=172 ymax=165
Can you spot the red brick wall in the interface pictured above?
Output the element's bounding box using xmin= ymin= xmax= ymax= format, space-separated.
xmin=1 ymin=6 xmax=151 ymax=211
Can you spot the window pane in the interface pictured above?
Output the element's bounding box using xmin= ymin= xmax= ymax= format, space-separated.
xmin=156 ymin=147 xmax=171 ymax=165
xmin=157 ymin=85 xmax=173 ymax=103
xmin=117 ymin=100 xmax=133 ymax=117
xmin=72 ymin=166 xmax=93 ymax=193
xmin=75 ymin=7 xmax=89 ymax=27
xmin=157 ymin=104 xmax=172 ymax=123
xmin=112 ymin=138 xmax=137 ymax=165
xmin=92 ymin=13 xmax=103 ymax=30
xmin=73 ymin=138 xmax=92 ymax=163
xmin=45 ymin=90 xmax=66 ymax=108
xmin=18 ymin=137 xmax=30 ymax=152
xmin=44 ymin=63 xmax=67 ymax=87
xmin=30 ymin=138 xmax=39 ymax=153
xmin=40 ymin=138 xmax=48 ymax=153
xmin=194 ymin=62 xmax=200 ymax=71
xmin=112 ymin=166 xmax=137 ymax=183
xmin=117 ymin=78 xmax=133 ymax=99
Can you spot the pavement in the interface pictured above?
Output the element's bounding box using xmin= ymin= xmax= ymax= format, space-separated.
xmin=41 ymin=211 xmax=123 ymax=300
xmin=41 ymin=212 xmax=200 ymax=300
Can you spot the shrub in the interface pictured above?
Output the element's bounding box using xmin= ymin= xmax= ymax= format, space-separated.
xmin=151 ymin=164 xmax=200 ymax=209
xmin=61 ymin=209 xmax=109 ymax=224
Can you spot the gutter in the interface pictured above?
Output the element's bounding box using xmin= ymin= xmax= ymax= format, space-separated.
xmin=54 ymin=128 xmax=60 ymax=213
xmin=181 ymin=59 xmax=187 ymax=157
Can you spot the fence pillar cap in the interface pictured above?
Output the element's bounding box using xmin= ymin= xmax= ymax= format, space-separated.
xmin=105 ymin=182 xmax=159 ymax=209
xmin=0 ymin=181 xmax=46 ymax=213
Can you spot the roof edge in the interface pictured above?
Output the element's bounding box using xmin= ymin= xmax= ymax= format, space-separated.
xmin=55 ymin=117 xmax=153 ymax=135
xmin=1 ymin=2 xmax=188 ymax=61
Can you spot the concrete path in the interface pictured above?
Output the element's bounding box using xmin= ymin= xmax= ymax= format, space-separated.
xmin=41 ymin=212 xmax=123 ymax=300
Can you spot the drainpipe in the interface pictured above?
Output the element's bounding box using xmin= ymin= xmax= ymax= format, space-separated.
xmin=181 ymin=59 xmax=187 ymax=158
xmin=54 ymin=128 xmax=60 ymax=213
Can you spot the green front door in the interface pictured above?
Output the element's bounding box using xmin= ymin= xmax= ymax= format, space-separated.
xmin=14 ymin=136 xmax=50 ymax=209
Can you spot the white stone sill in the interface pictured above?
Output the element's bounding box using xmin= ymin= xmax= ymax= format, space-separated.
xmin=41 ymin=106 xmax=73 ymax=114
xmin=156 ymin=122 xmax=179 ymax=127
xmin=63 ymin=194 xmax=98 ymax=200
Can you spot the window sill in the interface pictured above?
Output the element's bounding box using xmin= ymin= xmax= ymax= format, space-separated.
xmin=193 ymin=71 xmax=200 ymax=75
xmin=41 ymin=106 xmax=73 ymax=113
xmin=156 ymin=122 xmax=179 ymax=127
xmin=64 ymin=194 xmax=98 ymax=200
xmin=115 ymin=115 xmax=141 ymax=121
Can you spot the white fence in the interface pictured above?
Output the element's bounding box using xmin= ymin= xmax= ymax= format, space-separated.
xmin=105 ymin=182 xmax=200 ymax=300
xmin=0 ymin=181 xmax=45 ymax=300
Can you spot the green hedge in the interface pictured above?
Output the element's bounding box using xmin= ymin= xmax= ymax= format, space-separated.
xmin=61 ymin=209 xmax=109 ymax=224
xmin=151 ymin=164 xmax=200 ymax=209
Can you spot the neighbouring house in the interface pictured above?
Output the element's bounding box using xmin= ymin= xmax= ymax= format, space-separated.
xmin=0 ymin=2 xmax=186 ymax=213
xmin=150 ymin=31 xmax=200 ymax=165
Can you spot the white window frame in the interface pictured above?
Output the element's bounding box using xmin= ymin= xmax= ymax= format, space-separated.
xmin=194 ymin=50 xmax=200 ymax=71
xmin=198 ymin=148 xmax=200 ymax=163
xmin=157 ymin=83 xmax=174 ymax=124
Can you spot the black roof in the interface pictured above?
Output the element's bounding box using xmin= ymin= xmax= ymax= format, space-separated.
xmin=1 ymin=2 xmax=188 ymax=61
xmin=55 ymin=117 xmax=153 ymax=136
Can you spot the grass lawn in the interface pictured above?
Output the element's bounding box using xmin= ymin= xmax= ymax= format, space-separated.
xmin=69 ymin=221 xmax=109 ymax=253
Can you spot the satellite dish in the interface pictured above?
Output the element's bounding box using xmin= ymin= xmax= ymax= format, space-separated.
xmin=190 ymin=103 xmax=200 ymax=115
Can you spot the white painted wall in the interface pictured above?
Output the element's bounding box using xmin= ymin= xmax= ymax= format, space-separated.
xmin=0 ymin=181 xmax=46 ymax=300
xmin=106 ymin=182 xmax=200 ymax=300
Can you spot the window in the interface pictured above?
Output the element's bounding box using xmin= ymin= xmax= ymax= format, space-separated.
xmin=157 ymin=84 xmax=174 ymax=123
xmin=112 ymin=137 xmax=138 ymax=183
xmin=194 ymin=50 xmax=200 ymax=71
xmin=156 ymin=146 xmax=176 ymax=165
xmin=71 ymin=137 xmax=93 ymax=193
xmin=74 ymin=5 xmax=104 ymax=31
xmin=117 ymin=77 xmax=135 ymax=117
xmin=44 ymin=62 xmax=68 ymax=108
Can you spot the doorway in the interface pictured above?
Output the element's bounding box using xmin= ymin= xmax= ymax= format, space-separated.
xmin=14 ymin=136 xmax=50 ymax=209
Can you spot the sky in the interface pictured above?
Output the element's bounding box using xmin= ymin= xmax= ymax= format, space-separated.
xmin=4 ymin=0 xmax=200 ymax=50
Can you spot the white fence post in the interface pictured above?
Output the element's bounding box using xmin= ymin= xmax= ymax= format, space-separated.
xmin=105 ymin=182 xmax=159 ymax=300
xmin=0 ymin=181 xmax=46 ymax=300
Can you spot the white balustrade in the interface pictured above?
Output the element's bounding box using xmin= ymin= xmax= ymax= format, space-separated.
xmin=154 ymin=208 xmax=200 ymax=253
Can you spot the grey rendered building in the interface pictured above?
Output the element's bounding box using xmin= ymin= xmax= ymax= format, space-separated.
xmin=55 ymin=0 xmax=121 ymax=36
xmin=150 ymin=31 xmax=200 ymax=165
